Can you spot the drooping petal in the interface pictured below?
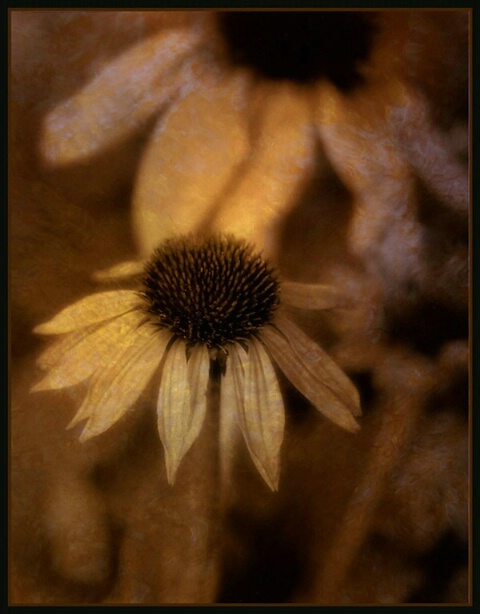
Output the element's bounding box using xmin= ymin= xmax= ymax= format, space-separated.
xmin=233 ymin=339 xmax=285 ymax=491
xmin=132 ymin=70 xmax=251 ymax=255
xmin=261 ymin=314 xmax=361 ymax=433
xmin=156 ymin=339 xmax=210 ymax=484
xmin=281 ymin=281 xmax=350 ymax=311
xmin=33 ymin=310 xmax=146 ymax=391
xmin=183 ymin=343 xmax=211 ymax=461
xmin=41 ymin=26 xmax=208 ymax=166
xmin=209 ymin=81 xmax=316 ymax=251
xmin=36 ymin=324 xmax=99 ymax=371
xmin=34 ymin=290 xmax=140 ymax=335
xmin=66 ymin=397 xmax=94 ymax=431
xmin=77 ymin=325 xmax=171 ymax=441
xmin=92 ymin=260 xmax=146 ymax=283
xmin=219 ymin=346 xmax=244 ymax=486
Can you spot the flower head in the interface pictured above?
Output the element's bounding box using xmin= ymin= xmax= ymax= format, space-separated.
xmin=32 ymin=234 xmax=361 ymax=490
xmin=142 ymin=235 xmax=279 ymax=348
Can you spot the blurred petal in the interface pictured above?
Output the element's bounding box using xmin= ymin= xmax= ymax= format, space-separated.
xmin=157 ymin=340 xmax=209 ymax=484
xmin=92 ymin=260 xmax=145 ymax=283
xmin=390 ymin=91 xmax=469 ymax=213
xmin=281 ymin=281 xmax=350 ymax=310
xmin=314 ymin=81 xmax=423 ymax=281
xmin=33 ymin=310 xmax=145 ymax=391
xmin=262 ymin=314 xmax=361 ymax=432
xmin=41 ymin=26 xmax=207 ymax=165
xmin=132 ymin=70 xmax=251 ymax=255
xmin=78 ymin=325 xmax=171 ymax=440
xmin=233 ymin=339 xmax=285 ymax=491
xmin=209 ymin=82 xmax=316 ymax=250
xmin=34 ymin=290 xmax=139 ymax=334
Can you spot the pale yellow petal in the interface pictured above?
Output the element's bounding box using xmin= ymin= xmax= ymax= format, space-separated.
xmin=234 ymin=339 xmax=285 ymax=491
xmin=281 ymin=281 xmax=350 ymax=310
xmin=34 ymin=291 xmax=140 ymax=335
xmin=132 ymin=70 xmax=251 ymax=255
xmin=209 ymin=82 xmax=315 ymax=251
xmin=156 ymin=339 xmax=209 ymax=484
xmin=66 ymin=398 xmax=94 ymax=431
xmin=78 ymin=326 xmax=171 ymax=441
xmin=261 ymin=316 xmax=361 ymax=433
xmin=183 ymin=343 xmax=211 ymax=460
xmin=33 ymin=310 xmax=146 ymax=391
xmin=41 ymin=26 xmax=207 ymax=165
xmin=36 ymin=325 xmax=97 ymax=371
xmin=219 ymin=346 xmax=244 ymax=486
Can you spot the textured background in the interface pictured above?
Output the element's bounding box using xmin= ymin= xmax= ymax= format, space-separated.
xmin=10 ymin=10 xmax=469 ymax=604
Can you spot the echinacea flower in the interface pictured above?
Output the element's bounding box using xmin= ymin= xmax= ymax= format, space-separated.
xmin=39 ymin=11 xmax=377 ymax=255
xmin=32 ymin=234 xmax=360 ymax=491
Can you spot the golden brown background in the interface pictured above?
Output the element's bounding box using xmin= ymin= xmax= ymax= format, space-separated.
xmin=10 ymin=10 xmax=469 ymax=604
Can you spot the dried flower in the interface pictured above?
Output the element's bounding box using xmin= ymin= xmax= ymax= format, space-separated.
xmin=32 ymin=234 xmax=360 ymax=490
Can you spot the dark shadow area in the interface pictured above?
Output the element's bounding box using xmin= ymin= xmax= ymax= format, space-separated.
xmin=425 ymin=366 xmax=469 ymax=420
xmin=416 ymin=179 xmax=468 ymax=249
xmin=218 ymin=507 xmax=309 ymax=604
xmin=385 ymin=300 xmax=468 ymax=357
xmin=407 ymin=531 xmax=468 ymax=603
xmin=218 ymin=11 xmax=378 ymax=90
xmin=348 ymin=370 xmax=376 ymax=414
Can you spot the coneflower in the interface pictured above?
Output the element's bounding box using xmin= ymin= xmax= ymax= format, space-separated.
xmin=32 ymin=234 xmax=361 ymax=490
